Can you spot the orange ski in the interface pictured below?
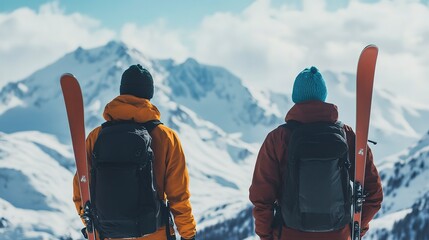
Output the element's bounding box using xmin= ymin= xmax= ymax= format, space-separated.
xmin=352 ymin=45 xmax=378 ymax=240
xmin=60 ymin=73 xmax=95 ymax=240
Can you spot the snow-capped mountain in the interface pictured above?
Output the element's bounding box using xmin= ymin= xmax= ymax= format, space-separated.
xmin=322 ymin=70 xmax=429 ymax=161
xmin=367 ymin=130 xmax=429 ymax=240
xmin=0 ymin=41 xmax=428 ymax=239
xmin=0 ymin=131 xmax=81 ymax=239
xmin=0 ymin=41 xmax=288 ymax=143
xmin=1 ymin=42 xmax=427 ymax=158
xmin=163 ymin=57 xmax=285 ymax=142
xmin=386 ymin=192 xmax=429 ymax=240
xmin=379 ymin=131 xmax=429 ymax=216
xmin=0 ymin=41 xmax=264 ymax=239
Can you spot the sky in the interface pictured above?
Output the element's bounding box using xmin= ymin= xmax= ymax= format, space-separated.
xmin=1 ymin=0 xmax=429 ymax=104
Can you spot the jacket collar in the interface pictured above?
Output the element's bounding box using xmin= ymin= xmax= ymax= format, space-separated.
xmin=103 ymin=95 xmax=161 ymax=123
xmin=285 ymin=101 xmax=339 ymax=123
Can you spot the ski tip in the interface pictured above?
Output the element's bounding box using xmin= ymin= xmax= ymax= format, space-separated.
xmin=60 ymin=73 xmax=77 ymax=85
xmin=360 ymin=45 xmax=378 ymax=59
xmin=60 ymin=73 xmax=79 ymax=89
xmin=61 ymin=73 xmax=75 ymax=79
xmin=363 ymin=44 xmax=378 ymax=51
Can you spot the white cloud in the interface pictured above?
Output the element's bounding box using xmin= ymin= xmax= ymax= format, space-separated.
xmin=120 ymin=0 xmax=429 ymax=103
xmin=0 ymin=2 xmax=115 ymax=87
xmin=120 ymin=20 xmax=190 ymax=61
xmin=188 ymin=0 xmax=429 ymax=102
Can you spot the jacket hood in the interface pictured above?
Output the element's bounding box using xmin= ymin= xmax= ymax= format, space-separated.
xmin=103 ymin=95 xmax=161 ymax=122
xmin=285 ymin=100 xmax=339 ymax=123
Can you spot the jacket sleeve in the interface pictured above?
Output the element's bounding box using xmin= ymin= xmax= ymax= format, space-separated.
xmin=345 ymin=126 xmax=383 ymax=236
xmin=72 ymin=172 xmax=83 ymax=216
xmin=72 ymin=127 xmax=101 ymax=220
xmin=249 ymin=131 xmax=282 ymax=240
xmin=164 ymin=130 xmax=196 ymax=239
xmin=360 ymin=147 xmax=383 ymax=236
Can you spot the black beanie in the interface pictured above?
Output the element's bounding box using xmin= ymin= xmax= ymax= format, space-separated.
xmin=120 ymin=64 xmax=154 ymax=99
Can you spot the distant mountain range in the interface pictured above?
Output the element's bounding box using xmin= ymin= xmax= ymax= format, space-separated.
xmin=0 ymin=41 xmax=428 ymax=239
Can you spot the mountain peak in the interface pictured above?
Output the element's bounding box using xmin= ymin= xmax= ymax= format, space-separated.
xmin=105 ymin=40 xmax=127 ymax=49
xmin=183 ymin=57 xmax=199 ymax=66
xmin=73 ymin=40 xmax=130 ymax=64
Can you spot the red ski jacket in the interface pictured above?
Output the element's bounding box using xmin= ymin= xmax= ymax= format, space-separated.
xmin=249 ymin=101 xmax=383 ymax=240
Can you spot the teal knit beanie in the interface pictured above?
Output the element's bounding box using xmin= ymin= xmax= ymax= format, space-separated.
xmin=292 ymin=66 xmax=327 ymax=103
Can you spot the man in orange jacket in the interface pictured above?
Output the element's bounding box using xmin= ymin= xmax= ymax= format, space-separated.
xmin=249 ymin=67 xmax=383 ymax=240
xmin=73 ymin=64 xmax=197 ymax=240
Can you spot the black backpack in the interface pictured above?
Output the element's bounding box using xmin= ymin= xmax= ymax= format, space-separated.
xmin=280 ymin=120 xmax=352 ymax=232
xmin=90 ymin=120 xmax=164 ymax=239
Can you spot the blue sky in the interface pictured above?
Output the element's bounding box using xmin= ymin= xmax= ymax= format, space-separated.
xmin=1 ymin=0 xmax=429 ymax=103
xmin=2 ymin=0 xmax=255 ymax=30
xmin=1 ymin=0 xmax=361 ymax=31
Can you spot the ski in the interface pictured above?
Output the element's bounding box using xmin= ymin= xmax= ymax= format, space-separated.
xmin=352 ymin=45 xmax=378 ymax=240
xmin=60 ymin=74 xmax=95 ymax=240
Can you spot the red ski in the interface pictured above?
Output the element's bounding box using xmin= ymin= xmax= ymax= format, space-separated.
xmin=60 ymin=74 xmax=95 ymax=240
xmin=352 ymin=45 xmax=378 ymax=240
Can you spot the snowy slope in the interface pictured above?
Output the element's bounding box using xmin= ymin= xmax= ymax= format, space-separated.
xmin=0 ymin=131 xmax=82 ymax=239
xmin=160 ymin=102 xmax=258 ymax=228
xmin=378 ymin=131 xmax=429 ymax=216
xmin=0 ymin=117 xmax=257 ymax=239
xmin=366 ymin=130 xmax=429 ymax=240
xmin=386 ymin=192 xmax=429 ymax=240
xmin=322 ymin=70 xmax=429 ymax=160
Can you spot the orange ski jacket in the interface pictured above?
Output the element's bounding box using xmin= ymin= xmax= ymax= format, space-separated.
xmin=73 ymin=95 xmax=196 ymax=240
xmin=249 ymin=101 xmax=383 ymax=240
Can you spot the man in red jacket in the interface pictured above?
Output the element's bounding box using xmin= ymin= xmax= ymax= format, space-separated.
xmin=249 ymin=66 xmax=383 ymax=240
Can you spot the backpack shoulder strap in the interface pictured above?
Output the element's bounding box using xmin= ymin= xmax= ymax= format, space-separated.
xmin=101 ymin=120 xmax=134 ymax=129
xmin=334 ymin=120 xmax=347 ymax=141
xmin=335 ymin=120 xmax=344 ymax=128
xmin=100 ymin=120 xmax=163 ymax=133
xmin=142 ymin=120 xmax=163 ymax=133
